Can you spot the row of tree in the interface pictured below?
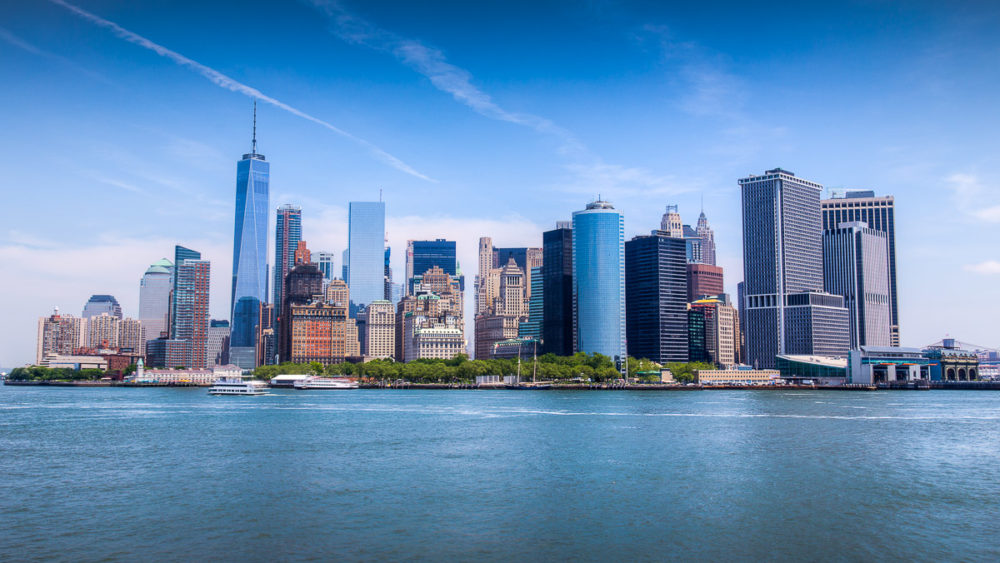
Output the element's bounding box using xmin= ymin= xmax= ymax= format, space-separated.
xmin=253 ymin=353 xmax=714 ymax=384
xmin=8 ymin=366 xmax=108 ymax=381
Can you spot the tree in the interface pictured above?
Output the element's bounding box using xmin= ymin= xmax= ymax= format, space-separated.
xmin=308 ymin=361 xmax=324 ymax=375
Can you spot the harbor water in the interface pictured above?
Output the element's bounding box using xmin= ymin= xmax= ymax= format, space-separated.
xmin=2 ymin=387 xmax=999 ymax=561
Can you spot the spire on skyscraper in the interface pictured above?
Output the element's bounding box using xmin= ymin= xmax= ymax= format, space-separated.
xmin=252 ymin=98 xmax=257 ymax=155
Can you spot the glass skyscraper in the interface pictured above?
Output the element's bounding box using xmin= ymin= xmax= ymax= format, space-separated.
xmin=407 ymin=239 xmax=457 ymax=294
xmin=542 ymin=223 xmax=573 ymax=356
xmin=625 ymin=233 xmax=689 ymax=364
xmin=572 ymin=201 xmax=625 ymax=367
xmin=229 ymin=122 xmax=270 ymax=370
xmin=273 ymin=204 xmax=302 ymax=310
xmin=139 ymin=258 xmax=173 ymax=344
xmin=347 ymin=201 xmax=386 ymax=316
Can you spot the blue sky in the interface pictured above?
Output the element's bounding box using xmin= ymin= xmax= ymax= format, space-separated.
xmin=2 ymin=0 xmax=999 ymax=366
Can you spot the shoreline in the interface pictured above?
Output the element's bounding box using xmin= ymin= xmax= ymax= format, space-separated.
xmin=5 ymin=380 xmax=1000 ymax=390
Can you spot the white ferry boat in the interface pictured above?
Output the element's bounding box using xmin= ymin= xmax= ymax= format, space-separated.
xmin=293 ymin=376 xmax=359 ymax=390
xmin=208 ymin=377 xmax=269 ymax=396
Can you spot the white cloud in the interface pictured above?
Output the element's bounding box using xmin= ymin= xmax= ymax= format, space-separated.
xmin=964 ymin=260 xmax=1000 ymax=275
xmin=48 ymin=0 xmax=433 ymax=182
xmin=946 ymin=173 xmax=1000 ymax=223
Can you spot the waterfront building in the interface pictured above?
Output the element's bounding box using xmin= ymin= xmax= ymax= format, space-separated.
xmin=145 ymin=337 xmax=193 ymax=369
xmin=542 ymin=222 xmax=573 ymax=356
xmin=82 ymin=295 xmax=122 ymax=319
xmin=135 ymin=365 xmax=241 ymax=385
xmin=519 ymin=266 xmax=543 ymax=340
xmin=230 ymin=111 xmax=271 ymax=370
xmin=171 ymin=253 xmax=211 ymax=369
xmin=36 ymin=309 xmax=86 ymax=364
xmin=625 ymin=232 xmax=688 ymax=364
xmin=492 ymin=337 xmax=541 ymax=361
xmin=41 ymin=354 xmax=109 ymax=371
xmin=775 ymin=355 xmax=847 ymax=384
xmin=397 ymin=275 xmax=465 ymax=362
xmin=848 ymin=347 xmax=929 ymax=384
xmin=688 ymin=296 xmax=741 ymax=368
xmin=687 ymin=263 xmax=724 ymax=302
xmin=822 ymin=190 xmax=900 ymax=346
xmin=924 ymin=339 xmax=979 ymax=381
xmin=207 ymin=319 xmax=230 ymax=366
xmin=139 ymin=259 xmax=173 ymax=344
xmin=739 ymin=168 xmax=850 ymax=368
xmin=573 ymin=201 xmax=626 ymax=365
xmin=660 ymin=205 xmax=683 ymax=238
xmin=357 ymin=300 xmax=395 ymax=359
xmin=87 ymin=313 xmax=119 ymax=349
xmin=117 ymin=318 xmax=145 ymax=355
xmin=823 ymin=221 xmax=891 ymax=348
xmin=347 ymin=201 xmax=386 ymax=315
xmin=315 ymin=251 xmax=335 ymax=282
xmin=697 ymin=369 xmax=780 ymax=386
xmin=170 ymin=245 xmax=201 ymax=338
xmin=285 ymin=301 xmax=355 ymax=365
xmin=406 ymin=239 xmax=457 ymax=294
xmin=688 ymin=307 xmax=708 ymax=363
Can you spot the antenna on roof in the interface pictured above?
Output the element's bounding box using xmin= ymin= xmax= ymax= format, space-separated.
xmin=251 ymin=98 xmax=257 ymax=154
xmin=380 ymin=187 xmax=383 ymax=202
xmin=700 ymin=192 xmax=704 ymax=213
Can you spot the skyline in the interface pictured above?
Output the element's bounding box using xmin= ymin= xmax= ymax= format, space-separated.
xmin=3 ymin=0 xmax=1000 ymax=366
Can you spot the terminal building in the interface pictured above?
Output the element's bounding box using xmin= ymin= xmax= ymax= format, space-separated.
xmin=848 ymin=347 xmax=930 ymax=384
xmin=924 ymin=339 xmax=979 ymax=381
xmin=775 ymin=354 xmax=847 ymax=385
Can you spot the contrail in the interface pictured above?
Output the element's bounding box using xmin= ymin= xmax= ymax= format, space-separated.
xmin=48 ymin=0 xmax=434 ymax=182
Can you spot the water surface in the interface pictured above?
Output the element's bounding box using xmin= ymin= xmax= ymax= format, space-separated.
xmin=2 ymin=387 xmax=998 ymax=561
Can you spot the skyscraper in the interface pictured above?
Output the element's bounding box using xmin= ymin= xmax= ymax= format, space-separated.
xmin=406 ymin=239 xmax=457 ymax=294
xmin=660 ymin=205 xmax=683 ymax=238
xmin=207 ymin=319 xmax=231 ymax=366
xmin=273 ymin=204 xmax=302 ymax=310
xmin=542 ymin=222 xmax=573 ymax=356
xmin=695 ymin=211 xmax=717 ymax=265
xmin=279 ymin=261 xmax=324 ymax=362
xmin=823 ymin=221 xmax=891 ymax=348
xmin=170 ymin=245 xmax=201 ymax=333
xmin=230 ymin=106 xmax=270 ymax=370
xmin=82 ymin=295 xmax=122 ymax=319
xmin=739 ymin=169 xmax=849 ymax=368
xmin=172 ymin=253 xmax=211 ymax=369
xmin=821 ymin=191 xmax=899 ymax=346
xmin=572 ymin=201 xmax=625 ymax=365
xmin=687 ymin=263 xmax=724 ymax=301
xmin=518 ymin=266 xmax=543 ymax=340
xmin=315 ymin=251 xmax=335 ymax=282
xmin=139 ymin=258 xmax=173 ymax=344
xmin=36 ymin=309 xmax=86 ymax=364
xmin=347 ymin=201 xmax=386 ymax=315
xmin=625 ymin=232 xmax=688 ymax=363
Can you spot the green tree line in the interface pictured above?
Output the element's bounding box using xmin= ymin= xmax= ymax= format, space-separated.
xmin=8 ymin=366 xmax=109 ymax=381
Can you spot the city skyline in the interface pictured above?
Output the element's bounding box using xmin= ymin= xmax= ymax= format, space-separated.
xmin=2 ymin=0 xmax=1000 ymax=366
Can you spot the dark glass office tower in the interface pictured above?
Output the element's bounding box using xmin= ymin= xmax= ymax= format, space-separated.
xmin=230 ymin=106 xmax=270 ymax=369
xmin=625 ymin=233 xmax=688 ymax=363
xmin=542 ymin=224 xmax=573 ymax=356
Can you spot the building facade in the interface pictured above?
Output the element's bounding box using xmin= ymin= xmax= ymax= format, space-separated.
xmin=36 ymin=310 xmax=86 ymax=364
xmin=687 ymin=263 xmax=724 ymax=302
xmin=171 ymin=254 xmax=211 ymax=369
xmin=230 ymin=125 xmax=270 ymax=370
xmin=822 ymin=191 xmax=900 ymax=346
xmin=82 ymin=295 xmax=122 ymax=319
xmin=347 ymin=201 xmax=386 ymax=315
xmin=139 ymin=258 xmax=173 ymax=343
xmin=207 ymin=319 xmax=230 ymax=366
xmin=542 ymin=223 xmax=573 ymax=356
xmin=407 ymin=239 xmax=457 ymax=294
xmin=739 ymin=168 xmax=849 ymax=368
xmin=625 ymin=232 xmax=688 ymax=363
xmin=823 ymin=221 xmax=891 ymax=348
xmin=358 ymin=300 xmax=395 ymax=359
xmin=573 ymin=201 xmax=626 ymax=365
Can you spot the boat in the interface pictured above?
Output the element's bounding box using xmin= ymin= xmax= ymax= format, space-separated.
xmin=293 ymin=376 xmax=359 ymax=390
xmin=208 ymin=377 xmax=269 ymax=396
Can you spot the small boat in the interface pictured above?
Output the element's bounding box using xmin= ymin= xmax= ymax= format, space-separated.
xmin=208 ymin=377 xmax=269 ymax=396
xmin=293 ymin=376 xmax=359 ymax=390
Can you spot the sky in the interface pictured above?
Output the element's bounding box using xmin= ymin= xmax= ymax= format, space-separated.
xmin=2 ymin=0 xmax=999 ymax=367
